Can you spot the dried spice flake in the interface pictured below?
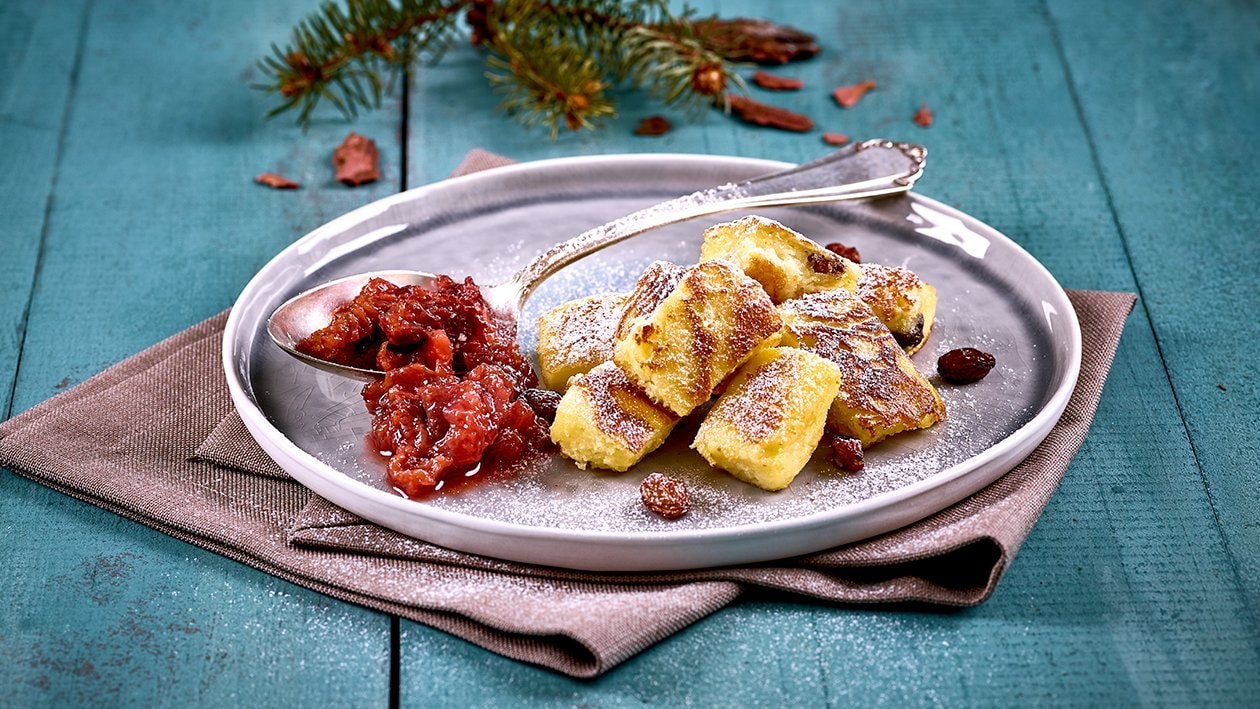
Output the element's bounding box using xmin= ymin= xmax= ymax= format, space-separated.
xmin=831 ymin=80 xmax=877 ymax=108
xmin=640 ymin=472 xmax=692 ymax=519
xmin=333 ymin=132 xmax=380 ymax=186
xmin=752 ymin=70 xmax=804 ymax=91
xmin=255 ymin=172 xmax=300 ymax=190
xmin=913 ymin=103 xmax=934 ymax=128
xmin=727 ymin=95 xmax=814 ymax=132
xmin=821 ymin=132 xmax=850 ymax=146
xmin=692 ymin=17 xmax=820 ymax=64
xmin=634 ymin=115 xmax=672 ymax=136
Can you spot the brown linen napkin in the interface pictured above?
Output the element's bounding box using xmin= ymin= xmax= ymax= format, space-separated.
xmin=0 ymin=151 xmax=1137 ymax=677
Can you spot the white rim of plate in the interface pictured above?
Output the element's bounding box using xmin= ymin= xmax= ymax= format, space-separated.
xmin=223 ymin=153 xmax=1082 ymax=567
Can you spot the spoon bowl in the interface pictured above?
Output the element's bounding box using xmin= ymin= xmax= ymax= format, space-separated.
xmin=267 ymin=270 xmax=439 ymax=381
xmin=268 ymin=140 xmax=927 ymax=378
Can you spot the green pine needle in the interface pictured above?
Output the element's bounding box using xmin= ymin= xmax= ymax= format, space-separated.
xmin=257 ymin=0 xmax=809 ymax=136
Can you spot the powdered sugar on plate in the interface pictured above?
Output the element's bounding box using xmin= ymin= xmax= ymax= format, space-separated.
xmin=235 ymin=156 xmax=1073 ymax=567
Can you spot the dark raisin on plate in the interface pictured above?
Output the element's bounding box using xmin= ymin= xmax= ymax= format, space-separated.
xmin=829 ymin=435 xmax=865 ymax=472
xmin=937 ymin=347 xmax=996 ymax=384
xmin=520 ymin=388 xmax=562 ymax=423
xmin=640 ymin=472 xmax=692 ymax=520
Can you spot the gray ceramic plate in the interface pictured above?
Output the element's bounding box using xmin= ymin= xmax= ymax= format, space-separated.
xmin=223 ymin=154 xmax=1081 ymax=571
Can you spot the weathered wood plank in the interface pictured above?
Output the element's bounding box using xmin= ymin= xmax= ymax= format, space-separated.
xmin=1046 ymin=0 xmax=1260 ymax=627
xmin=3 ymin=0 xmax=1255 ymax=703
xmin=0 ymin=0 xmax=399 ymax=704
xmin=397 ymin=0 xmax=1260 ymax=703
xmin=0 ymin=0 xmax=87 ymax=415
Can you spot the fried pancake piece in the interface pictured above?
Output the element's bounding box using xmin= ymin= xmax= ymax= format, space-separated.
xmin=779 ymin=290 xmax=946 ymax=447
xmin=613 ymin=260 xmax=782 ymax=416
xmin=550 ymin=362 xmax=680 ymax=471
xmin=693 ymin=347 xmax=842 ymax=491
xmin=699 ymin=215 xmax=860 ymax=303
xmin=613 ymin=261 xmax=688 ymax=340
xmin=856 ymin=263 xmax=938 ymax=355
xmin=536 ymin=292 xmax=627 ymax=391
xmin=701 ymin=216 xmax=938 ymax=354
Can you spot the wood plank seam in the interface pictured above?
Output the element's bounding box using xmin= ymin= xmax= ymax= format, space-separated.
xmin=4 ymin=0 xmax=94 ymax=421
xmin=1039 ymin=0 xmax=1259 ymax=633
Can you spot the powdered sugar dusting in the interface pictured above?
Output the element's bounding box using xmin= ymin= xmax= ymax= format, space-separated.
xmin=536 ymin=292 xmax=626 ymax=387
xmin=252 ymin=171 xmax=1058 ymax=541
xmin=573 ymin=362 xmax=677 ymax=451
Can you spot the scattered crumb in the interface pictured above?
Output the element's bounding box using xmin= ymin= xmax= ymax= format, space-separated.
xmin=334 ymin=132 xmax=380 ymax=186
xmin=255 ymin=172 xmax=300 ymax=190
xmin=634 ymin=115 xmax=672 ymax=136
xmin=727 ymin=95 xmax=814 ymax=132
xmin=752 ymin=70 xmax=804 ymax=91
xmin=913 ymin=103 xmax=934 ymax=127
xmin=831 ymin=80 xmax=877 ymax=108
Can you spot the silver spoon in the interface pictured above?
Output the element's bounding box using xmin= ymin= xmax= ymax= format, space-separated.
xmin=269 ymin=139 xmax=927 ymax=380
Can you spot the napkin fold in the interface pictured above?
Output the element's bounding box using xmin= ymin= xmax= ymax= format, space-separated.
xmin=0 ymin=150 xmax=1137 ymax=677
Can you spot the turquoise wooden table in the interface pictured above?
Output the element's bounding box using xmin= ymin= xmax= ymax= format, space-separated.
xmin=3 ymin=0 xmax=1258 ymax=705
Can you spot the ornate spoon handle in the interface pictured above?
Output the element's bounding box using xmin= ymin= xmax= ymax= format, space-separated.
xmin=499 ymin=140 xmax=926 ymax=309
xmin=270 ymin=141 xmax=927 ymax=380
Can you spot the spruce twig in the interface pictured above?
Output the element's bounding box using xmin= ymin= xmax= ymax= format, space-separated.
xmin=257 ymin=0 xmax=815 ymax=135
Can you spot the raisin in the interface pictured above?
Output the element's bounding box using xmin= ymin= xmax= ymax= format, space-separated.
xmin=807 ymin=251 xmax=846 ymax=274
xmin=892 ymin=315 xmax=925 ymax=351
xmin=829 ymin=435 xmax=864 ymax=472
xmin=640 ymin=473 xmax=691 ymax=520
xmin=824 ymin=241 xmax=861 ymax=264
xmin=937 ymin=347 xmax=996 ymax=384
xmin=520 ymin=387 xmax=562 ymax=423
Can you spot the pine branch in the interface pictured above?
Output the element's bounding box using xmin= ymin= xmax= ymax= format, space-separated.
xmin=260 ymin=0 xmax=468 ymax=125
xmin=484 ymin=35 xmax=614 ymax=138
xmin=256 ymin=0 xmax=815 ymax=134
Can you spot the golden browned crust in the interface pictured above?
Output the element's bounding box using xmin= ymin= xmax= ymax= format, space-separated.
xmin=699 ymin=215 xmax=860 ymax=303
xmin=779 ymin=290 xmax=945 ymax=446
xmin=580 ymin=363 xmax=678 ymax=450
xmin=536 ymin=292 xmax=628 ymax=391
xmin=693 ymin=347 xmax=842 ymax=491
xmin=615 ymin=260 xmax=782 ymax=416
xmin=856 ymin=263 xmax=938 ymax=355
xmin=550 ymin=362 xmax=680 ymax=471
xmin=614 ymin=261 xmax=687 ymax=340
